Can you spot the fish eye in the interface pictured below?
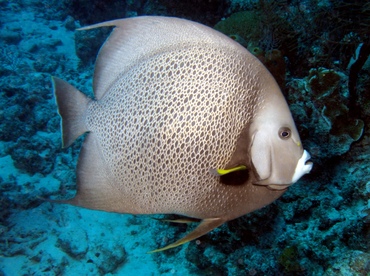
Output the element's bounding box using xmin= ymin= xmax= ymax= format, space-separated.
xmin=279 ymin=127 xmax=291 ymax=140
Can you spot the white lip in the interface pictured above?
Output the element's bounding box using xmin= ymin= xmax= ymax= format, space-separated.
xmin=292 ymin=150 xmax=313 ymax=183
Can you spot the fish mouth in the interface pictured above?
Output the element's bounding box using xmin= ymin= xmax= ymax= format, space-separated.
xmin=303 ymin=151 xmax=313 ymax=172
xmin=291 ymin=150 xmax=313 ymax=183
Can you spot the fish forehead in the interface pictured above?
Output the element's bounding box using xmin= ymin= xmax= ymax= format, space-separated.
xmin=86 ymin=45 xmax=264 ymax=217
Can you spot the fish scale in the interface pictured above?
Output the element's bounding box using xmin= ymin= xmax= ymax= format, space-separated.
xmin=52 ymin=16 xmax=312 ymax=252
xmin=87 ymin=46 xmax=258 ymax=214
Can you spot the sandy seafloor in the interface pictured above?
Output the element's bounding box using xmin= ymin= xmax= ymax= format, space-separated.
xmin=0 ymin=1 xmax=370 ymax=275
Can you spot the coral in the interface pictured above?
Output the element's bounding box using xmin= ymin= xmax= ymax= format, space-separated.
xmin=157 ymin=0 xmax=226 ymax=25
xmin=306 ymin=67 xmax=341 ymax=98
xmin=27 ymin=252 xmax=69 ymax=275
xmin=214 ymin=11 xmax=261 ymax=48
xmin=0 ymin=46 xmax=24 ymax=75
xmin=214 ymin=8 xmax=294 ymax=89
xmin=0 ymin=177 xmax=16 ymax=222
xmin=278 ymin=246 xmax=303 ymax=273
xmin=64 ymin=15 xmax=76 ymax=31
xmin=32 ymin=53 xmax=61 ymax=73
xmin=228 ymin=34 xmax=248 ymax=48
xmin=74 ymin=28 xmax=110 ymax=66
xmin=263 ymin=49 xmax=286 ymax=89
xmin=304 ymin=68 xmax=365 ymax=141
xmin=89 ymin=243 xmax=128 ymax=274
xmin=57 ymin=228 xmax=89 ymax=258
xmin=65 ymin=0 xmax=126 ymax=25
xmin=348 ymin=40 xmax=370 ymax=118
xmin=287 ymin=67 xmax=365 ymax=158
xmin=0 ymin=74 xmax=56 ymax=142
xmin=185 ymin=242 xmax=213 ymax=270
xmin=248 ymin=46 xmax=265 ymax=61
xmin=8 ymin=134 xmax=58 ymax=176
xmin=215 ymin=2 xmax=298 ymax=57
xmin=0 ymin=28 xmax=22 ymax=45
xmin=0 ymin=1 xmax=369 ymax=275
xmin=324 ymin=251 xmax=370 ymax=275
xmin=323 ymin=100 xmax=364 ymax=141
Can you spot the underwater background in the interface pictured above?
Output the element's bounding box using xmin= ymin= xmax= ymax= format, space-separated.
xmin=0 ymin=0 xmax=369 ymax=275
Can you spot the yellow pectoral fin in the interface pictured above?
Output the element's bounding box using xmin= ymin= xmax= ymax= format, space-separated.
xmin=148 ymin=218 xmax=225 ymax=253
xmin=210 ymin=165 xmax=247 ymax=176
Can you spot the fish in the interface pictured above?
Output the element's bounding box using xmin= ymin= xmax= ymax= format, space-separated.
xmin=52 ymin=16 xmax=313 ymax=252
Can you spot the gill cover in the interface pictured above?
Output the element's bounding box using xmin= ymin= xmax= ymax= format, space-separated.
xmin=250 ymin=129 xmax=273 ymax=182
xmin=250 ymin=114 xmax=308 ymax=190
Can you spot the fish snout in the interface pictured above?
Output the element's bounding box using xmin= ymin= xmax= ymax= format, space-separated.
xmin=291 ymin=150 xmax=313 ymax=183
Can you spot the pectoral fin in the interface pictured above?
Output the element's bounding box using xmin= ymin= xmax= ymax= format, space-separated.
xmin=210 ymin=165 xmax=247 ymax=176
xmin=148 ymin=218 xmax=225 ymax=253
xmin=250 ymin=130 xmax=272 ymax=180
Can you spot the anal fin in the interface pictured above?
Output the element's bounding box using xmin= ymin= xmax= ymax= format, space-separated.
xmin=148 ymin=218 xmax=225 ymax=253
xmin=64 ymin=133 xmax=119 ymax=212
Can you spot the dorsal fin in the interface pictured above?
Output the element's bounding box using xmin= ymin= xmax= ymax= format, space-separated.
xmin=52 ymin=77 xmax=90 ymax=148
xmin=78 ymin=16 xmax=247 ymax=100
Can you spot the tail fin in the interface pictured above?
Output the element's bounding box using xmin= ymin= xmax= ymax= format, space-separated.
xmin=52 ymin=77 xmax=91 ymax=148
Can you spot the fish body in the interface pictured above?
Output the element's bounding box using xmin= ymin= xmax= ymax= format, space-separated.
xmin=52 ymin=16 xmax=312 ymax=252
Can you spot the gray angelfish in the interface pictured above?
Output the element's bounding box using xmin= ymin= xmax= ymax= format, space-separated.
xmin=52 ymin=16 xmax=313 ymax=252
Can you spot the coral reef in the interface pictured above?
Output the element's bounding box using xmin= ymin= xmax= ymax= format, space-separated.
xmin=214 ymin=7 xmax=296 ymax=89
xmin=0 ymin=0 xmax=369 ymax=275
xmin=286 ymin=66 xmax=365 ymax=158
